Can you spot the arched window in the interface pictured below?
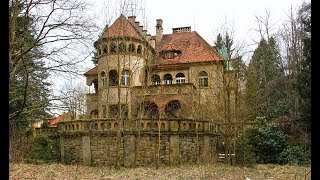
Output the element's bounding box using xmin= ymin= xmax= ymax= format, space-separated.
xmin=129 ymin=43 xmax=135 ymax=53
xmin=119 ymin=42 xmax=126 ymax=53
xmin=165 ymin=100 xmax=182 ymax=118
xmin=151 ymin=74 xmax=160 ymax=85
xmin=110 ymin=42 xmax=117 ymax=53
xmin=103 ymin=45 xmax=108 ymax=54
xmin=121 ymin=70 xmax=130 ymax=86
xmin=176 ymin=73 xmax=185 ymax=84
xmin=109 ymin=70 xmax=118 ymax=86
xmin=198 ymin=71 xmax=208 ymax=87
xmin=100 ymin=71 xmax=106 ymax=88
xmin=163 ymin=74 xmax=173 ymax=85
xmin=137 ymin=45 xmax=142 ymax=54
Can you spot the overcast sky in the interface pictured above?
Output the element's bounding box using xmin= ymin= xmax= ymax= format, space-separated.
xmin=90 ymin=0 xmax=309 ymax=48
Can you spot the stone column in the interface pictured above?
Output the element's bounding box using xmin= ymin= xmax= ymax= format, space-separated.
xmin=123 ymin=134 xmax=135 ymax=167
xmin=202 ymin=135 xmax=210 ymax=163
xmin=169 ymin=135 xmax=180 ymax=165
xmin=82 ymin=135 xmax=91 ymax=166
xmin=59 ymin=136 xmax=65 ymax=164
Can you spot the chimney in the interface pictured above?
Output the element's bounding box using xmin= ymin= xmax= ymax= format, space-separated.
xmin=128 ymin=16 xmax=136 ymax=23
xmin=139 ymin=25 xmax=143 ymax=32
xmin=142 ymin=29 xmax=147 ymax=36
xmin=135 ymin=21 xmax=140 ymax=28
xmin=156 ymin=19 xmax=163 ymax=52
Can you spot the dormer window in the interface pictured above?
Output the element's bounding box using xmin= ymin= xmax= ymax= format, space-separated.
xmin=164 ymin=52 xmax=173 ymax=59
xmin=162 ymin=50 xmax=181 ymax=59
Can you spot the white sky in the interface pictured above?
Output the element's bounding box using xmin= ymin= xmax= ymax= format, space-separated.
xmin=90 ymin=0 xmax=309 ymax=49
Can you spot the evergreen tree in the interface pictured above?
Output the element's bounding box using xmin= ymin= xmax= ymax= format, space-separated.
xmin=245 ymin=37 xmax=285 ymax=120
xmin=9 ymin=3 xmax=51 ymax=128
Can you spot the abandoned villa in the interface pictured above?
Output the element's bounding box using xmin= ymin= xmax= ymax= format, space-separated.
xmin=37 ymin=14 xmax=237 ymax=167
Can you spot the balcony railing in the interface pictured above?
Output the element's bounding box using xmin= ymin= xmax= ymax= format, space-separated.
xmin=133 ymin=83 xmax=196 ymax=96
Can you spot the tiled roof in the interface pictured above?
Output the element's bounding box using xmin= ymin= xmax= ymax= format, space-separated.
xmin=157 ymin=31 xmax=224 ymax=65
xmin=49 ymin=113 xmax=69 ymax=127
xmin=101 ymin=14 xmax=144 ymax=40
xmin=84 ymin=66 xmax=98 ymax=76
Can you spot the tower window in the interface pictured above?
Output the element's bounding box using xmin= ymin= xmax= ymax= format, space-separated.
xmin=121 ymin=70 xmax=130 ymax=86
xmin=198 ymin=71 xmax=208 ymax=87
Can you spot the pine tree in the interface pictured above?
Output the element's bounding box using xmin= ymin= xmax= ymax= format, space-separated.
xmin=9 ymin=3 xmax=51 ymax=129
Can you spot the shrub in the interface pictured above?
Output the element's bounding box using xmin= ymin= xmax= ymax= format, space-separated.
xmin=242 ymin=117 xmax=288 ymax=164
xmin=278 ymin=145 xmax=306 ymax=165
xmin=25 ymin=135 xmax=54 ymax=164
xmin=235 ymin=134 xmax=256 ymax=167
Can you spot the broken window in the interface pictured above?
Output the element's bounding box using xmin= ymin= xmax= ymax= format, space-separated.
xmin=109 ymin=70 xmax=118 ymax=86
xmin=176 ymin=73 xmax=185 ymax=84
xmin=163 ymin=74 xmax=173 ymax=85
xmin=199 ymin=71 xmax=208 ymax=87
xmin=121 ymin=70 xmax=130 ymax=86
xmin=151 ymin=74 xmax=160 ymax=85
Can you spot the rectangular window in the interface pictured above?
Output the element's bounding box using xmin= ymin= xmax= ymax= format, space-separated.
xmin=199 ymin=77 xmax=208 ymax=87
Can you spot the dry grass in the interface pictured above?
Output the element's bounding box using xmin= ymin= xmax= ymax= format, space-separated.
xmin=9 ymin=162 xmax=311 ymax=180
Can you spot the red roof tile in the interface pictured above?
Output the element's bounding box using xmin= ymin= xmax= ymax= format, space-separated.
xmin=84 ymin=66 xmax=98 ymax=76
xmin=157 ymin=31 xmax=224 ymax=65
xmin=49 ymin=113 xmax=69 ymax=127
xmin=101 ymin=14 xmax=143 ymax=40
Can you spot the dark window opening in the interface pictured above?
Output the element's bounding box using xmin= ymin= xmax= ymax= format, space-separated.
xmin=151 ymin=74 xmax=160 ymax=85
xmin=103 ymin=45 xmax=108 ymax=54
xmin=165 ymin=100 xmax=182 ymax=118
xmin=129 ymin=43 xmax=135 ymax=53
xmin=137 ymin=45 xmax=142 ymax=54
xmin=109 ymin=70 xmax=118 ymax=86
xmin=119 ymin=42 xmax=126 ymax=53
xmin=138 ymin=101 xmax=159 ymax=119
xmin=110 ymin=42 xmax=117 ymax=53
xmin=163 ymin=74 xmax=173 ymax=85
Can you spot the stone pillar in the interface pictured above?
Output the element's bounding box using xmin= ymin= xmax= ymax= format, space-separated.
xmin=169 ymin=135 xmax=180 ymax=165
xmin=202 ymin=135 xmax=210 ymax=163
xmin=123 ymin=134 xmax=136 ymax=167
xmin=82 ymin=135 xmax=91 ymax=166
xmin=59 ymin=136 xmax=65 ymax=164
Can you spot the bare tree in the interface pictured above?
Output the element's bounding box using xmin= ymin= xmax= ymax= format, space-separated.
xmin=9 ymin=0 xmax=98 ymax=122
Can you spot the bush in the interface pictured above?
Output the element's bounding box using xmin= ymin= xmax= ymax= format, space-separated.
xmin=241 ymin=117 xmax=288 ymax=164
xmin=235 ymin=134 xmax=256 ymax=167
xmin=25 ymin=135 xmax=54 ymax=164
xmin=278 ymin=145 xmax=306 ymax=165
